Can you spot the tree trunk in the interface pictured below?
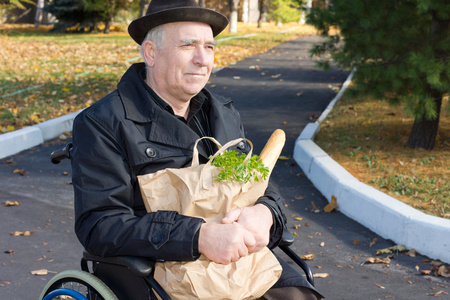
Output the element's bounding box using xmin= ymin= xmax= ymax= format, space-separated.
xmin=35 ymin=0 xmax=44 ymax=27
xmin=257 ymin=0 xmax=265 ymax=28
xmin=407 ymin=90 xmax=443 ymax=150
xmin=229 ymin=0 xmax=240 ymax=33
xmin=103 ymin=18 xmax=111 ymax=33
xmin=242 ymin=0 xmax=249 ymax=23
xmin=407 ymin=10 xmax=449 ymax=150
xmin=139 ymin=0 xmax=149 ymax=17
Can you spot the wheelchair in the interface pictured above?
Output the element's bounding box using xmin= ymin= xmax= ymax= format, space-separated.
xmin=39 ymin=143 xmax=315 ymax=300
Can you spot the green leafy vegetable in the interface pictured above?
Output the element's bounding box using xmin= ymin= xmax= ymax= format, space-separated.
xmin=210 ymin=150 xmax=269 ymax=183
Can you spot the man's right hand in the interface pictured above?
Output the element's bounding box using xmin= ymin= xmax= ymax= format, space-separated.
xmin=198 ymin=221 xmax=256 ymax=264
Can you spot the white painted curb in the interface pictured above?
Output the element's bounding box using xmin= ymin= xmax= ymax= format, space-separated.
xmin=0 ymin=110 xmax=82 ymax=159
xmin=293 ymin=69 xmax=450 ymax=264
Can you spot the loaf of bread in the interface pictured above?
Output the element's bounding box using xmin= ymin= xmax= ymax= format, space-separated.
xmin=259 ymin=129 xmax=286 ymax=172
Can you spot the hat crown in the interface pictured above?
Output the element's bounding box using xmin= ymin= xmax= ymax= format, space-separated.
xmin=146 ymin=0 xmax=200 ymax=15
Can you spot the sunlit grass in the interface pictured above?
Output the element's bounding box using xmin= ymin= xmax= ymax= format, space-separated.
xmin=315 ymin=92 xmax=450 ymax=219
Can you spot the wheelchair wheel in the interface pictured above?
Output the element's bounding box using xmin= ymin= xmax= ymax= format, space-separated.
xmin=39 ymin=269 xmax=119 ymax=300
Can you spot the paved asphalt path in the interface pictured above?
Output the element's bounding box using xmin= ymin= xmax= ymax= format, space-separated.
xmin=1 ymin=35 xmax=449 ymax=299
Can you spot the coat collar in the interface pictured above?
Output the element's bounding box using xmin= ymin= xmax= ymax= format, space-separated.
xmin=117 ymin=63 xmax=239 ymax=158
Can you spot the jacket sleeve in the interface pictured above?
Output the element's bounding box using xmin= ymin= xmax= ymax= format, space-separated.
xmin=71 ymin=109 xmax=204 ymax=261
xmin=256 ymin=182 xmax=287 ymax=249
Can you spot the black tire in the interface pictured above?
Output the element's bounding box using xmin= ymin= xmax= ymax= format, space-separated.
xmin=39 ymin=269 xmax=119 ymax=300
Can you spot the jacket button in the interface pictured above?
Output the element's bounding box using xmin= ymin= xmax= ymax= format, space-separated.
xmin=145 ymin=147 xmax=156 ymax=158
xmin=151 ymin=234 xmax=162 ymax=244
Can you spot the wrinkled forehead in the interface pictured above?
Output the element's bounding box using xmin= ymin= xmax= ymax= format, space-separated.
xmin=162 ymin=21 xmax=215 ymax=41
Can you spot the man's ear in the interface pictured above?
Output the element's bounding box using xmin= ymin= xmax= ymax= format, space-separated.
xmin=142 ymin=40 xmax=156 ymax=67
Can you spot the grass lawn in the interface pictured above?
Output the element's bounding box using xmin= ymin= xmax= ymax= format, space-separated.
xmin=315 ymin=92 xmax=450 ymax=219
xmin=0 ymin=22 xmax=317 ymax=132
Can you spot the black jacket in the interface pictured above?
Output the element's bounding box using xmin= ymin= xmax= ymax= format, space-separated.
xmin=71 ymin=63 xmax=286 ymax=261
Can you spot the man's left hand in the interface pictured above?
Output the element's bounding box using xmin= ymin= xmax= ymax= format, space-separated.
xmin=222 ymin=204 xmax=273 ymax=253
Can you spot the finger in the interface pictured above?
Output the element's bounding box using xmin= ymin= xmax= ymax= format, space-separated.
xmin=243 ymin=229 xmax=256 ymax=249
xmin=221 ymin=208 xmax=242 ymax=224
xmin=238 ymin=241 xmax=249 ymax=258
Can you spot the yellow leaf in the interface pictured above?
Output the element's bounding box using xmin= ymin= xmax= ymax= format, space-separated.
xmin=31 ymin=269 xmax=48 ymax=276
xmin=61 ymin=88 xmax=70 ymax=92
xmin=278 ymin=156 xmax=290 ymax=160
xmin=301 ymin=254 xmax=315 ymax=261
xmin=324 ymin=196 xmax=337 ymax=213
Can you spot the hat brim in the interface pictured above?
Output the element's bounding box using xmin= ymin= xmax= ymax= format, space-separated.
xmin=128 ymin=7 xmax=229 ymax=45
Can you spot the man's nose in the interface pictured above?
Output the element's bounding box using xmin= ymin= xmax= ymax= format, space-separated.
xmin=193 ymin=47 xmax=210 ymax=66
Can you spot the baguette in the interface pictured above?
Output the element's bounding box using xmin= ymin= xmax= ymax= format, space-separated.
xmin=259 ymin=129 xmax=286 ymax=172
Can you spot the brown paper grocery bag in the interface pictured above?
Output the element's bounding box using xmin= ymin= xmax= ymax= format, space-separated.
xmin=138 ymin=131 xmax=286 ymax=300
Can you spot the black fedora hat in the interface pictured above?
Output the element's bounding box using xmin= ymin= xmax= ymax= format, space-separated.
xmin=128 ymin=0 xmax=229 ymax=45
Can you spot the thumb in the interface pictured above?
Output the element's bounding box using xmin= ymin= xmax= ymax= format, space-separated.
xmin=221 ymin=208 xmax=242 ymax=224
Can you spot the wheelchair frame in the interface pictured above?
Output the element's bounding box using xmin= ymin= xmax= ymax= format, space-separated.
xmin=40 ymin=143 xmax=314 ymax=300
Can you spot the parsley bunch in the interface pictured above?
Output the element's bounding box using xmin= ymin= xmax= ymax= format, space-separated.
xmin=210 ymin=150 xmax=269 ymax=183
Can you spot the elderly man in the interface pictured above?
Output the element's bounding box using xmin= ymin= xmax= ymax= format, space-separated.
xmin=71 ymin=0 xmax=322 ymax=299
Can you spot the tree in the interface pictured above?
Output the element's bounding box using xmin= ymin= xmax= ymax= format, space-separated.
xmin=257 ymin=0 xmax=266 ymax=28
xmin=44 ymin=0 xmax=100 ymax=31
xmin=308 ymin=0 xmax=450 ymax=150
xmin=229 ymin=0 xmax=240 ymax=33
xmin=84 ymin=0 xmax=129 ymax=33
xmin=268 ymin=0 xmax=301 ymax=26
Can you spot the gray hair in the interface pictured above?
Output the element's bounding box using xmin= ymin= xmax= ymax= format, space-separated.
xmin=139 ymin=24 xmax=165 ymax=62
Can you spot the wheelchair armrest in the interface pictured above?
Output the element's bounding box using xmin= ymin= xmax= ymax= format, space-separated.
xmin=50 ymin=143 xmax=73 ymax=164
xmin=279 ymin=229 xmax=295 ymax=247
xmin=278 ymin=229 xmax=315 ymax=286
xmin=82 ymin=250 xmax=155 ymax=278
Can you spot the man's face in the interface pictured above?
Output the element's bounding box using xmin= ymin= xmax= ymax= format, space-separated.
xmin=146 ymin=22 xmax=216 ymax=104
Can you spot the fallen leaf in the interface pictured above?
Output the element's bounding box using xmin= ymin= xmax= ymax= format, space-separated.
xmin=324 ymin=196 xmax=337 ymax=213
xmin=376 ymin=244 xmax=406 ymax=255
xmin=278 ymin=156 xmax=290 ymax=160
xmin=31 ymin=269 xmax=48 ymax=276
xmin=428 ymin=290 xmax=448 ymax=297
xmin=309 ymin=114 xmax=318 ymax=121
xmin=4 ymin=201 xmax=20 ymax=206
xmin=296 ymin=91 xmax=304 ymax=97
xmin=375 ymin=284 xmax=385 ymax=289
xmin=369 ymin=238 xmax=379 ymax=247
xmin=353 ymin=240 xmax=360 ymax=245
xmin=294 ymin=217 xmax=303 ymax=221
xmin=233 ymin=76 xmax=240 ymax=80
xmin=13 ymin=169 xmax=27 ymax=176
xmin=437 ymin=265 xmax=450 ymax=278
xmin=11 ymin=231 xmax=34 ymax=237
xmin=314 ymin=273 xmax=329 ymax=278
xmin=431 ymin=260 xmax=444 ymax=267
xmin=293 ymin=224 xmax=301 ymax=229
xmin=405 ymin=249 xmax=417 ymax=257
xmin=301 ymin=254 xmax=315 ymax=261
xmin=4 ymin=250 xmax=14 ymax=255
xmin=320 ymin=242 xmax=325 ymax=247
xmin=365 ymin=257 xmax=391 ymax=264
xmin=310 ymin=201 xmax=320 ymax=213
